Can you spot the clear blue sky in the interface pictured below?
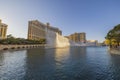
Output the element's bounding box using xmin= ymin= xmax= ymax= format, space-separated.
xmin=0 ymin=0 xmax=120 ymax=42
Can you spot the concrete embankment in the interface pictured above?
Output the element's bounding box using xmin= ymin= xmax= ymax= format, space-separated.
xmin=108 ymin=47 xmax=120 ymax=54
xmin=109 ymin=49 xmax=120 ymax=54
xmin=0 ymin=44 xmax=45 ymax=51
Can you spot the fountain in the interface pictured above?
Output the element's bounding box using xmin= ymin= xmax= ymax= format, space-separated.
xmin=45 ymin=28 xmax=70 ymax=48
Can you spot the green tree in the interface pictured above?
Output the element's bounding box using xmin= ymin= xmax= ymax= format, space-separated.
xmin=0 ymin=34 xmax=46 ymax=45
xmin=105 ymin=24 xmax=120 ymax=48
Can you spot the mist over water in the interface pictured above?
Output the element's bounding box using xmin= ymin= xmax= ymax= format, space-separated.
xmin=0 ymin=47 xmax=120 ymax=80
xmin=46 ymin=29 xmax=70 ymax=48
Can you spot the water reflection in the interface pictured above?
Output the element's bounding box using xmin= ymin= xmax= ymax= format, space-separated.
xmin=69 ymin=47 xmax=87 ymax=59
xmin=107 ymin=54 xmax=120 ymax=79
xmin=1 ymin=47 xmax=120 ymax=80
xmin=25 ymin=47 xmax=47 ymax=80
xmin=55 ymin=47 xmax=70 ymax=66
xmin=0 ymin=51 xmax=4 ymax=66
xmin=0 ymin=50 xmax=27 ymax=80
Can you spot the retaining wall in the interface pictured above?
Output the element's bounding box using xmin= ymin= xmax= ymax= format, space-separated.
xmin=0 ymin=44 xmax=45 ymax=50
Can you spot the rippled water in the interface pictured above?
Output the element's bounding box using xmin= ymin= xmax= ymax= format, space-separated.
xmin=0 ymin=47 xmax=120 ymax=80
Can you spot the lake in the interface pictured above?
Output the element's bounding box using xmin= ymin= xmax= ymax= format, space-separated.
xmin=0 ymin=46 xmax=120 ymax=80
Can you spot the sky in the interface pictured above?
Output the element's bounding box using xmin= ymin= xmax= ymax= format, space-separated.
xmin=0 ymin=0 xmax=120 ymax=42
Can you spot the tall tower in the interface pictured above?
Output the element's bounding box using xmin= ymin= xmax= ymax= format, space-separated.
xmin=79 ymin=32 xmax=86 ymax=43
xmin=27 ymin=20 xmax=46 ymax=40
xmin=0 ymin=19 xmax=8 ymax=39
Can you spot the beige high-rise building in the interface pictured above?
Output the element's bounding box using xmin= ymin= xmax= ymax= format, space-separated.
xmin=27 ymin=20 xmax=46 ymax=40
xmin=27 ymin=20 xmax=62 ymax=40
xmin=46 ymin=22 xmax=62 ymax=35
xmin=65 ymin=32 xmax=86 ymax=43
xmin=87 ymin=40 xmax=98 ymax=46
xmin=0 ymin=19 xmax=7 ymax=39
xmin=79 ymin=32 xmax=86 ymax=43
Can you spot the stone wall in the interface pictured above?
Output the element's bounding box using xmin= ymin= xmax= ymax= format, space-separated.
xmin=0 ymin=44 xmax=45 ymax=50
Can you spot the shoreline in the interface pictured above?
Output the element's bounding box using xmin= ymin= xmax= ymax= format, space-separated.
xmin=108 ymin=47 xmax=120 ymax=54
xmin=0 ymin=44 xmax=45 ymax=51
xmin=0 ymin=44 xmax=106 ymax=51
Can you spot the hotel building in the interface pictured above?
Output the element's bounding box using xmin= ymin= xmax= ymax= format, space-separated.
xmin=27 ymin=20 xmax=62 ymax=40
xmin=86 ymin=40 xmax=98 ymax=46
xmin=65 ymin=32 xmax=86 ymax=43
xmin=0 ymin=20 xmax=7 ymax=39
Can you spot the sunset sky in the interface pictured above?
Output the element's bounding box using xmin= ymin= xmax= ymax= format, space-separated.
xmin=0 ymin=0 xmax=120 ymax=42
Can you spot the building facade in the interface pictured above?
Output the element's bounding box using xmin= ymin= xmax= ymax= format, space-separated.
xmin=65 ymin=32 xmax=86 ymax=43
xmin=86 ymin=40 xmax=98 ymax=46
xmin=27 ymin=20 xmax=46 ymax=40
xmin=0 ymin=20 xmax=7 ymax=39
xmin=27 ymin=20 xmax=62 ymax=40
xmin=46 ymin=23 xmax=62 ymax=35
xmin=79 ymin=32 xmax=86 ymax=43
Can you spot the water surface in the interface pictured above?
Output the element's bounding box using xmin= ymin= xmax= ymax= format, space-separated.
xmin=0 ymin=47 xmax=120 ymax=80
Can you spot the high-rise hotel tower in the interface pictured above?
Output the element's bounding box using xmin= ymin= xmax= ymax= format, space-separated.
xmin=0 ymin=19 xmax=7 ymax=39
xmin=27 ymin=20 xmax=62 ymax=40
